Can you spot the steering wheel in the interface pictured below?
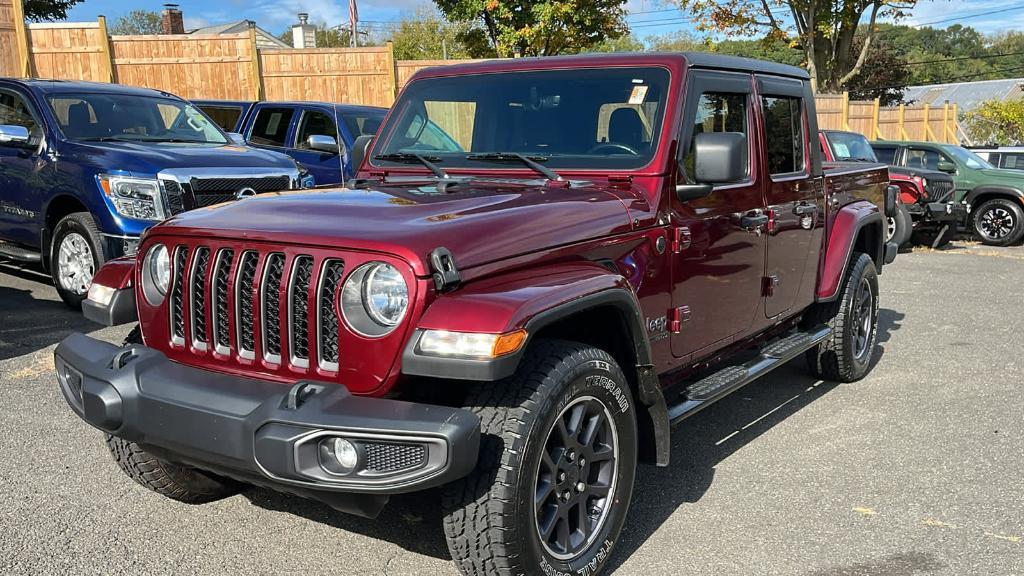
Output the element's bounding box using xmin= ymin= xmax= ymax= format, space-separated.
xmin=587 ymin=142 xmax=639 ymax=156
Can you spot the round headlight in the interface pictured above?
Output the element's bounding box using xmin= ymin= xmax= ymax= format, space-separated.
xmin=142 ymin=243 xmax=170 ymax=305
xmin=341 ymin=262 xmax=409 ymax=337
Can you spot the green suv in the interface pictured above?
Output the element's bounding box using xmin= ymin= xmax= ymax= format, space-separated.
xmin=871 ymin=141 xmax=1024 ymax=246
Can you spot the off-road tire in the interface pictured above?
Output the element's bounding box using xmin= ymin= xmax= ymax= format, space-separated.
xmin=442 ymin=340 xmax=637 ymax=576
xmin=105 ymin=326 xmax=239 ymax=504
xmin=105 ymin=435 xmax=240 ymax=503
xmin=911 ymin=223 xmax=956 ymax=249
xmin=804 ymin=252 xmax=879 ymax=382
xmin=971 ymin=198 xmax=1024 ymax=247
xmin=890 ymin=204 xmax=913 ymax=248
xmin=50 ymin=212 xmax=105 ymax=309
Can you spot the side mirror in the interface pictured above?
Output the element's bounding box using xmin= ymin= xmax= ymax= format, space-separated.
xmin=226 ymin=132 xmax=246 ymax=146
xmin=307 ymin=134 xmax=340 ymax=154
xmin=350 ymin=134 xmax=374 ymax=171
xmin=0 ymin=125 xmax=31 ymax=147
xmin=936 ymin=160 xmax=956 ymax=174
xmin=676 ymin=131 xmax=747 ymax=202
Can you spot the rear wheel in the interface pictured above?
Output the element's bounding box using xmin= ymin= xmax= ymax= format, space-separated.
xmin=50 ymin=212 xmax=105 ymax=309
xmin=887 ymin=204 xmax=912 ymax=248
xmin=972 ymin=198 xmax=1024 ymax=246
xmin=442 ymin=340 xmax=637 ymax=576
xmin=804 ymin=252 xmax=879 ymax=382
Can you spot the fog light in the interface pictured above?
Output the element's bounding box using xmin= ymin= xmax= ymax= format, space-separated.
xmin=318 ymin=437 xmax=360 ymax=476
xmin=87 ymin=283 xmax=116 ymax=306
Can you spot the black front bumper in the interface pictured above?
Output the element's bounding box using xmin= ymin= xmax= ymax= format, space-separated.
xmin=910 ymin=201 xmax=967 ymax=224
xmin=55 ymin=333 xmax=480 ymax=518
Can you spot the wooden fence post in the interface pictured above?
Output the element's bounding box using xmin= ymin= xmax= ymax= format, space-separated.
xmin=923 ymin=103 xmax=934 ymax=141
xmin=248 ymin=22 xmax=264 ymax=101
xmin=11 ymin=0 xmax=30 ymax=77
xmin=386 ymin=40 xmax=398 ymax=104
xmin=898 ymin=104 xmax=909 ymax=139
xmin=841 ymin=91 xmax=850 ymax=130
xmin=949 ymin=104 xmax=960 ymax=145
xmin=97 ymin=15 xmax=114 ymax=83
xmin=871 ymin=98 xmax=881 ymax=139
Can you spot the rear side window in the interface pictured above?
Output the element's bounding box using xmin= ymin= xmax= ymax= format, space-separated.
xmin=906 ymin=148 xmax=943 ymax=171
xmin=294 ymin=110 xmax=337 ymax=149
xmin=872 ymin=145 xmax=897 ymax=165
xmin=342 ymin=111 xmax=386 ymax=139
xmin=761 ymin=96 xmax=805 ymax=175
xmin=1000 ymin=153 xmax=1023 ymax=169
xmin=249 ymin=107 xmax=294 ymax=147
xmin=199 ymin=105 xmax=243 ymax=132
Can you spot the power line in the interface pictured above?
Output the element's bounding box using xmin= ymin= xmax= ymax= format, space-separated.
xmin=904 ymin=51 xmax=1024 ymax=67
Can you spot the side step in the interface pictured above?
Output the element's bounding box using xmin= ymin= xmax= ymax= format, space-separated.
xmin=0 ymin=242 xmax=41 ymax=263
xmin=667 ymin=325 xmax=832 ymax=426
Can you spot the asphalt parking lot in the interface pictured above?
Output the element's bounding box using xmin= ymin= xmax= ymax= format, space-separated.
xmin=1 ymin=242 xmax=1021 ymax=576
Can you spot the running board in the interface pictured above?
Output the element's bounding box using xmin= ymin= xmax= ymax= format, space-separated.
xmin=667 ymin=325 xmax=832 ymax=426
xmin=0 ymin=242 xmax=41 ymax=263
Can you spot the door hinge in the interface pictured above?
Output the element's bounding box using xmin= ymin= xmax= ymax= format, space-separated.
xmin=762 ymin=275 xmax=779 ymax=297
xmin=668 ymin=305 xmax=692 ymax=333
xmin=671 ymin=226 xmax=692 ymax=253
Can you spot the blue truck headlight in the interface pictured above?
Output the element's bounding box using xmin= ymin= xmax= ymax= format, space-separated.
xmin=98 ymin=175 xmax=166 ymax=221
xmin=341 ymin=262 xmax=408 ymax=337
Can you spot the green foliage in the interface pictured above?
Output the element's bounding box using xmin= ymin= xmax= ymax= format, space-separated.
xmin=844 ymin=36 xmax=910 ymax=105
xmin=23 ymin=0 xmax=82 ymax=21
xmin=963 ymin=99 xmax=1024 ymax=146
xmin=588 ymin=34 xmax=644 ymax=53
xmin=110 ymin=10 xmax=162 ymax=35
xmin=390 ymin=8 xmax=490 ymax=60
xmin=432 ymin=0 xmax=629 ymax=57
xmin=875 ymin=24 xmax=1024 ymax=86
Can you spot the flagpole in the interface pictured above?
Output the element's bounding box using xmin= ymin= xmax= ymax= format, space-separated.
xmin=349 ymin=0 xmax=358 ymax=48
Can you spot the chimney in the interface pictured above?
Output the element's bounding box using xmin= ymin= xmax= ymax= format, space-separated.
xmin=292 ymin=13 xmax=316 ymax=48
xmin=161 ymin=4 xmax=185 ymax=35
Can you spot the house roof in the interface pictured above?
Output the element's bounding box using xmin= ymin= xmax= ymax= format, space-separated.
xmin=188 ymin=20 xmax=290 ymax=48
xmin=903 ymin=78 xmax=1024 ymax=111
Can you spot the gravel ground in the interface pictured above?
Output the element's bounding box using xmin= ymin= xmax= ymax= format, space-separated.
xmin=1 ymin=241 xmax=1021 ymax=576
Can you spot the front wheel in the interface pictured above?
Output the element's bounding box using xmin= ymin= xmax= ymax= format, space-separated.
xmin=887 ymin=204 xmax=912 ymax=248
xmin=972 ymin=198 xmax=1024 ymax=246
xmin=442 ymin=341 xmax=637 ymax=576
xmin=804 ymin=252 xmax=880 ymax=382
xmin=50 ymin=212 xmax=105 ymax=309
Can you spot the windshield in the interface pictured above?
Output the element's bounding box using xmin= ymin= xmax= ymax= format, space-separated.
xmin=942 ymin=145 xmax=994 ymax=169
xmin=372 ymin=67 xmax=671 ymax=171
xmin=48 ymin=93 xmax=227 ymax=144
xmin=826 ymin=131 xmax=877 ymax=162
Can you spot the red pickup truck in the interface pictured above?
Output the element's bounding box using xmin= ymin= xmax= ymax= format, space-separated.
xmin=58 ymin=53 xmax=896 ymax=576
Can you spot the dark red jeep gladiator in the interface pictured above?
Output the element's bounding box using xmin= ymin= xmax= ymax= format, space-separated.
xmin=57 ymin=53 xmax=897 ymax=576
xmin=818 ymin=130 xmax=963 ymax=249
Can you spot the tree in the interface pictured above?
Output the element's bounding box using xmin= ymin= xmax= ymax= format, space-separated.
xmin=963 ymin=99 xmax=1024 ymax=146
xmin=23 ymin=0 xmax=82 ymax=21
xmin=110 ymin=10 xmax=162 ymax=35
xmin=588 ymin=34 xmax=644 ymax=53
xmin=389 ymin=8 xmax=487 ymax=60
xmin=676 ymin=0 xmax=918 ymax=92
xmin=433 ymin=0 xmax=630 ymax=57
xmin=843 ymin=36 xmax=909 ymax=105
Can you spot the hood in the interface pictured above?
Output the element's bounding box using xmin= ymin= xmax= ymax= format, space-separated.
xmin=979 ymin=168 xmax=1024 ymax=185
xmin=61 ymin=141 xmax=296 ymax=175
xmin=150 ymin=179 xmax=637 ymax=276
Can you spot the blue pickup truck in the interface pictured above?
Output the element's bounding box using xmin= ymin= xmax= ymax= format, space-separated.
xmin=0 ymin=79 xmax=309 ymax=307
xmin=192 ymin=100 xmax=387 ymax=185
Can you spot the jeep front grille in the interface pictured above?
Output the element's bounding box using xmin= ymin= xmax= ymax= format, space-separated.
xmin=928 ymin=179 xmax=955 ymax=203
xmin=166 ymin=245 xmax=347 ymax=373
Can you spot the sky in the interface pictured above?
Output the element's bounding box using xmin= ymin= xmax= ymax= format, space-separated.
xmin=66 ymin=0 xmax=1024 ymax=39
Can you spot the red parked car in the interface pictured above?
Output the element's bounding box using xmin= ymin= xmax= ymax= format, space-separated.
xmin=59 ymin=53 xmax=895 ymax=576
xmin=819 ymin=130 xmax=963 ymax=248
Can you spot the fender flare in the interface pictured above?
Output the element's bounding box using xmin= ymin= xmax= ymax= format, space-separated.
xmin=402 ymin=262 xmax=671 ymax=465
xmin=818 ymin=201 xmax=885 ymax=302
xmin=964 ymin=185 xmax=1024 ymax=208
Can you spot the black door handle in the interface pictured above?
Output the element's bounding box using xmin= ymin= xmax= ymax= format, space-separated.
xmin=740 ymin=213 xmax=769 ymax=229
xmin=794 ymin=203 xmax=817 ymax=216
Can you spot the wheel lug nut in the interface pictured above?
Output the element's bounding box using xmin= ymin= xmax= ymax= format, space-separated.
xmin=566 ymin=451 xmax=575 ymax=462
xmin=562 ymin=490 xmax=571 ymax=501
xmin=579 ymin=458 xmax=585 ymax=468
xmin=558 ymin=472 xmax=566 ymax=482
xmin=576 ymin=482 xmax=585 ymax=493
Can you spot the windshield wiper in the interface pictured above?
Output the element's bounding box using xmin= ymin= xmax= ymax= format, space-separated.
xmin=375 ymin=152 xmax=448 ymax=179
xmin=77 ymin=135 xmax=147 ymax=142
xmin=465 ymin=152 xmax=564 ymax=183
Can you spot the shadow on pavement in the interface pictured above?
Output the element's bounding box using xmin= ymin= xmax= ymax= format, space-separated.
xmin=242 ymin=307 xmax=907 ymax=568
xmin=0 ymin=262 xmax=100 ymax=361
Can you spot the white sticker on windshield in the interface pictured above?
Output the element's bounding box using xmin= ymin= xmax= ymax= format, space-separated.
xmin=628 ymin=85 xmax=648 ymax=105
xmin=833 ymin=143 xmax=850 ymax=157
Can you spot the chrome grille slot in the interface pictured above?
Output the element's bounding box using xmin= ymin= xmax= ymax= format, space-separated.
xmin=211 ymin=249 xmax=235 ymax=355
xmin=288 ymin=256 xmax=314 ymax=368
xmin=260 ymin=253 xmax=285 ymax=363
xmin=169 ymin=246 xmax=188 ymax=345
xmin=317 ymin=259 xmax=345 ymax=371
xmin=235 ymin=251 xmax=259 ymax=359
xmin=189 ymin=247 xmax=210 ymax=350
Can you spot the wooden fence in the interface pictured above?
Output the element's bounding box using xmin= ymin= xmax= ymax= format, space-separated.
xmin=0 ymin=1 xmax=960 ymax=143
